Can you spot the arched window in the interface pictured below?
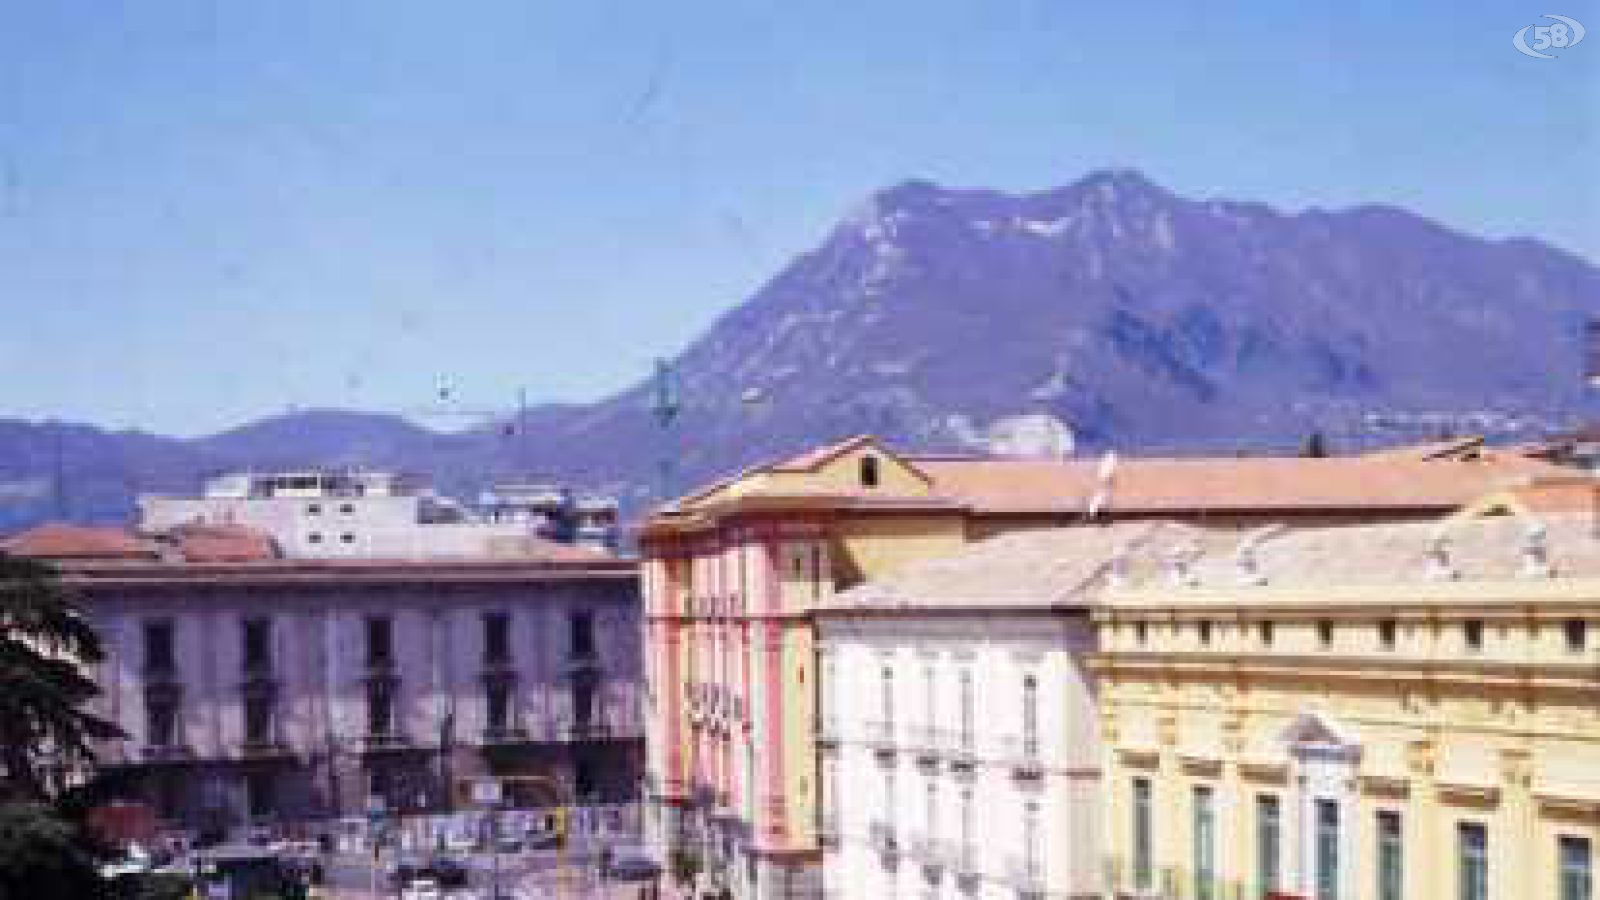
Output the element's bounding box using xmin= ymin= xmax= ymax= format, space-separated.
xmin=860 ymin=455 xmax=880 ymax=488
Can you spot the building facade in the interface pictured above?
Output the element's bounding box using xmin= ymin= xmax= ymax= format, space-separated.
xmin=1094 ymin=513 xmax=1600 ymax=900
xmin=813 ymin=527 xmax=1116 ymax=899
xmin=640 ymin=435 xmax=1561 ymax=899
xmin=139 ymin=469 xmax=621 ymax=558
xmin=13 ymin=531 xmax=645 ymax=834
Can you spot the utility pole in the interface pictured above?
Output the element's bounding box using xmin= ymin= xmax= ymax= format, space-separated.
xmin=649 ymin=359 xmax=682 ymax=504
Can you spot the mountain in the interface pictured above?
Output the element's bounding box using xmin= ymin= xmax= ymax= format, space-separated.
xmin=4 ymin=170 xmax=1596 ymax=529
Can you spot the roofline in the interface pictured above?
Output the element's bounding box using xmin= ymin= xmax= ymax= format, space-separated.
xmin=52 ymin=557 xmax=637 ymax=590
xmin=810 ymin=601 xmax=1094 ymax=618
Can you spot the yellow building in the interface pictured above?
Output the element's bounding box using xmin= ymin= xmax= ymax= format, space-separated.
xmin=1094 ymin=512 xmax=1600 ymax=900
xmin=637 ymin=435 xmax=1558 ymax=897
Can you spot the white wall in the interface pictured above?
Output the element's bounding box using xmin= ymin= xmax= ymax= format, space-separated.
xmin=816 ymin=612 xmax=1101 ymax=899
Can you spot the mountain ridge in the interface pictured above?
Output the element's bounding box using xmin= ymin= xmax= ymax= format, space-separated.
xmin=3 ymin=169 xmax=1594 ymax=530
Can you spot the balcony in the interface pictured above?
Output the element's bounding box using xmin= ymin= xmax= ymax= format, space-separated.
xmin=1005 ymin=857 xmax=1045 ymax=900
xmin=948 ymin=734 xmax=979 ymax=775
xmin=911 ymin=725 xmax=946 ymax=769
xmin=480 ymin=726 xmax=531 ymax=746
xmin=952 ymin=845 xmax=981 ymax=893
xmin=865 ymin=720 xmax=897 ymax=759
xmin=361 ymin=732 xmax=411 ymax=753
xmin=816 ymin=817 xmax=840 ymax=850
xmin=480 ymin=658 xmax=516 ymax=685
xmin=238 ymin=738 xmax=294 ymax=760
xmin=1003 ymin=735 xmax=1045 ymax=781
xmin=363 ymin=658 xmax=399 ymax=685
xmin=868 ymin=821 xmax=900 ymax=865
xmin=816 ymin=719 xmax=841 ymax=751
xmin=139 ymin=743 xmax=193 ymax=763
xmin=910 ymin=833 xmax=945 ymax=882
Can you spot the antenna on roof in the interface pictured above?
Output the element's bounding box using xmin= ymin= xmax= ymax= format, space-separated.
xmin=650 ymin=358 xmax=682 ymax=502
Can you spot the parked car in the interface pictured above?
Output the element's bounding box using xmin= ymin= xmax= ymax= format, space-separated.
xmin=424 ymin=856 xmax=469 ymax=888
xmin=603 ymin=847 xmax=663 ymax=882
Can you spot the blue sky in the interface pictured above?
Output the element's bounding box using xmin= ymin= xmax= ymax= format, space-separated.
xmin=1 ymin=0 xmax=1595 ymax=435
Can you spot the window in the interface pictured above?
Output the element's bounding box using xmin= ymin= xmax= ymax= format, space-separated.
xmin=306 ymin=503 xmax=321 ymax=515
xmin=1195 ymin=786 xmax=1216 ymax=900
xmin=1022 ymin=673 xmax=1039 ymax=757
xmin=1379 ymin=619 xmax=1397 ymax=650
xmin=484 ymin=612 xmax=510 ymax=665
xmin=366 ymin=617 xmax=392 ymax=667
xmin=1260 ymin=620 xmax=1274 ymax=647
xmin=1316 ymin=799 xmax=1340 ymax=900
xmin=486 ymin=682 xmax=511 ymax=732
xmin=1565 ymin=619 xmax=1588 ymax=653
xmin=245 ymin=771 xmax=276 ymax=819
xmin=959 ymin=787 xmax=974 ymax=869
xmin=1257 ymin=795 xmax=1281 ymax=900
xmin=242 ymin=618 xmax=271 ymax=674
xmin=1132 ymin=778 xmax=1153 ymax=892
xmin=243 ymin=694 xmax=273 ymax=746
xmin=1561 ymin=836 xmax=1592 ymax=900
xmin=1378 ymin=810 xmax=1403 ymax=900
xmin=367 ymin=682 xmax=394 ymax=737
xmin=881 ymin=666 xmax=895 ymax=728
xmin=307 ymin=532 xmax=323 ymax=544
xmin=339 ymin=503 xmax=355 ymax=514
xmin=958 ymin=668 xmax=974 ymax=751
xmin=1459 ymin=822 xmax=1487 ymax=900
xmin=340 ymin=532 xmax=355 ymax=543
xmin=1198 ymin=619 xmax=1213 ymax=645
xmin=860 ymin=455 xmax=880 ymax=488
xmin=1136 ymin=621 xmax=1149 ymax=645
xmin=1464 ymin=619 xmax=1484 ymax=652
xmin=147 ymin=697 xmax=178 ymax=747
xmin=1318 ymin=620 xmax=1335 ymax=649
xmin=569 ymin=610 xmax=595 ymax=657
xmin=1023 ymin=800 xmax=1042 ymax=881
xmin=143 ymin=619 xmax=175 ymax=675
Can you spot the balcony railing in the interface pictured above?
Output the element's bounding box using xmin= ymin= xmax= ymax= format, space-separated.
xmin=361 ymin=732 xmax=410 ymax=751
xmin=953 ymin=844 xmax=981 ymax=892
xmin=911 ymin=725 xmax=947 ymax=767
xmin=238 ymin=738 xmax=294 ymax=759
xmin=910 ymin=833 xmax=946 ymax=881
xmin=481 ymin=726 xmax=530 ymax=745
xmin=139 ymin=743 xmax=193 ymax=763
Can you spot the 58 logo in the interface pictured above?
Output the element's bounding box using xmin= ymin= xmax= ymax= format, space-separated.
xmin=1513 ymin=14 xmax=1585 ymax=58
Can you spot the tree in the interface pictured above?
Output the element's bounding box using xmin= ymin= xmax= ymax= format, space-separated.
xmin=0 ymin=552 xmax=122 ymax=801
xmin=0 ymin=800 xmax=105 ymax=897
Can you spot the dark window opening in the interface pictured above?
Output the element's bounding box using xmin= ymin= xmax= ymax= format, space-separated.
xmin=1317 ymin=620 xmax=1335 ymax=649
xmin=242 ymin=618 xmax=272 ymax=674
xmin=1564 ymin=619 xmax=1587 ymax=652
xmin=1198 ymin=619 xmax=1213 ymax=645
xmin=486 ymin=682 xmax=511 ymax=732
xmin=860 ymin=456 xmax=880 ymax=488
xmin=1135 ymin=621 xmax=1148 ymax=645
xmin=340 ymin=532 xmax=355 ymax=543
xmin=306 ymin=503 xmax=321 ymax=515
xmin=572 ymin=682 xmax=596 ymax=729
xmin=147 ymin=699 xmax=178 ymax=747
xmin=144 ymin=620 xmax=175 ymax=675
xmin=243 ymin=695 xmax=273 ymax=746
xmin=484 ymin=612 xmax=511 ymax=665
xmin=1464 ymin=619 xmax=1485 ymax=651
xmin=307 ymin=532 xmax=324 ymax=544
xmin=366 ymin=617 xmax=393 ymax=667
xmin=245 ymin=771 xmax=276 ymax=819
xmin=367 ymin=684 xmax=394 ymax=737
xmin=1260 ymin=621 xmax=1275 ymax=646
xmin=1379 ymin=619 xmax=1397 ymax=650
xmin=569 ymin=611 xmax=595 ymax=657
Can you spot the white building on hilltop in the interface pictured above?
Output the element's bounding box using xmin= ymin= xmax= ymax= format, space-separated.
xmin=140 ymin=470 xmax=618 ymax=559
xmin=811 ymin=525 xmax=1148 ymax=900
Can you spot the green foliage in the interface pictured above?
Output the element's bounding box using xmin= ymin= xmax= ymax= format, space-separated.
xmin=0 ymin=553 xmax=124 ymax=801
xmin=0 ymin=801 xmax=105 ymax=897
xmin=668 ymin=845 xmax=702 ymax=888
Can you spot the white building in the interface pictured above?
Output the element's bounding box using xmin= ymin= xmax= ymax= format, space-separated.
xmin=811 ymin=526 xmax=1142 ymax=900
xmin=139 ymin=470 xmax=578 ymax=559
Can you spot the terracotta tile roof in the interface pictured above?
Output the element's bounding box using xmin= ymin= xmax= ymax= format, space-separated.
xmin=916 ymin=453 xmax=1566 ymax=515
xmin=767 ymin=435 xmax=878 ymax=472
xmin=3 ymin=523 xmax=157 ymax=560
xmin=164 ymin=524 xmax=279 ymax=563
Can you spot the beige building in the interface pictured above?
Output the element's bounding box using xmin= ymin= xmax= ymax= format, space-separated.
xmin=1093 ymin=512 xmax=1600 ymax=900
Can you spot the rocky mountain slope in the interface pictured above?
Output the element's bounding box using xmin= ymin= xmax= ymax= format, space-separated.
xmin=4 ymin=170 xmax=1595 ymax=529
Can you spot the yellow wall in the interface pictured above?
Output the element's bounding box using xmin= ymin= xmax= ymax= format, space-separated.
xmin=1096 ymin=584 xmax=1600 ymax=899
